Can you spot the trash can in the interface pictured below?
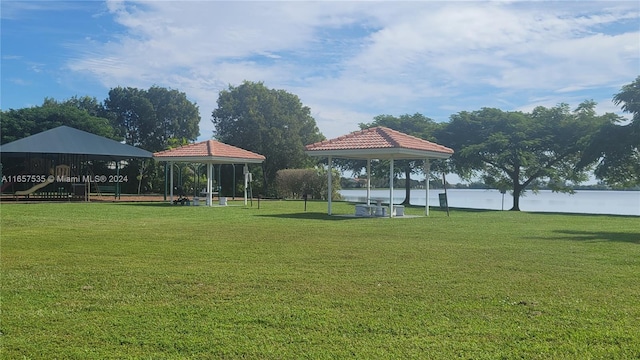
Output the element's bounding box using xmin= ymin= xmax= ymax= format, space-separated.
xmin=438 ymin=193 xmax=448 ymax=209
xmin=219 ymin=197 xmax=227 ymax=206
xmin=193 ymin=197 xmax=199 ymax=206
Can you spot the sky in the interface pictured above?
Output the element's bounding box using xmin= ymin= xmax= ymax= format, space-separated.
xmin=1 ymin=0 xmax=639 ymax=143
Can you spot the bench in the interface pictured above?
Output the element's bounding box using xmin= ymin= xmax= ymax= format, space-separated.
xmin=355 ymin=204 xmax=404 ymax=217
xmin=97 ymin=185 xmax=120 ymax=199
xmin=355 ymin=204 xmax=387 ymax=217
xmin=355 ymin=204 xmax=376 ymax=216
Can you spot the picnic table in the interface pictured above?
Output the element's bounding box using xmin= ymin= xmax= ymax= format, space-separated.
xmin=354 ymin=198 xmax=405 ymax=217
xmin=355 ymin=199 xmax=387 ymax=217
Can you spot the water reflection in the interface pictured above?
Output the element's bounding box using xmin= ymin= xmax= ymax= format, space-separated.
xmin=339 ymin=189 xmax=640 ymax=216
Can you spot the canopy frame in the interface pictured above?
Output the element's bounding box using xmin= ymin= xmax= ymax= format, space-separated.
xmin=305 ymin=127 xmax=453 ymax=217
xmin=153 ymin=140 xmax=265 ymax=207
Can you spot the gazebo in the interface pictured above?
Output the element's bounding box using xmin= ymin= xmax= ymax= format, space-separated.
xmin=305 ymin=126 xmax=453 ymax=217
xmin=153 ymin=140 xmax=265 ymax=206
xmin=0 ymin=126 xmax=152 ymax=200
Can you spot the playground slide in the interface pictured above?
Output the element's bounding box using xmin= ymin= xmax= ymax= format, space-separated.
xmin=14 ymin=176 xmax=55 ymax=196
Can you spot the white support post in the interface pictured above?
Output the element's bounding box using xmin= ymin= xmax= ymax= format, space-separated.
xmin=366 ymin=158 xmax=371 ymax=205
xmin=169 ymin=161 xmax=174 ymax=204
xmin=243 ymin=164 xmax=248 ymax=205
xmin=389 ymin=158 xmax=394 ymax=218
xmin=425 ymin=159 xmax=430 ymax=216
xmin=327 ymin=156 xmax=333 ymax=215
xmin=207 ymin=163 xmax=213 ymax=207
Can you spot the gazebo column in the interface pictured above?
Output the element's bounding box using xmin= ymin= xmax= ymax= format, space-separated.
xmin=207 ymin=163 xmax=213 ymax=207
xmin=424 ymin=159 xmax=430 ymax=216
xmin=115 ymin=160 xmax=120 ymax=199
xmin=366 ymin=158 xmax=371 ymax=205
xmin=169 ymin=161 xmax=174 ymax=204
xmin=389 ymin=158 xmax=394 ymax=218
xmin=243 ymin=164 xmax=249 ymax=205
xmin=327 ymin=156 xmax=333 ymax=215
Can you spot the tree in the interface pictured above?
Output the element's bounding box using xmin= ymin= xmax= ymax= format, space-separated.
xmin=358 ymin=113 xmax=448 ymax=205
xmin=104 ymin=86 xmax=200 ymax=194
xmin=104 ymin=87 xmax=155 ymax=149
xmin=578 ymin=77 xmax=640 ymax=187
xmin=211 ymin=81 xmax=325 ymax=195
xmin=1 ymin=98 xmax=116 ymax=144
xmin=62 ymin=95 xmax=106 ymax=118
xmin=437 ymin=102 xmax=608 ymax=211
xmin=104 ymin=86 xmax=200 ymax=152
xmin=145 ymin=86 xmax=200 ymax=152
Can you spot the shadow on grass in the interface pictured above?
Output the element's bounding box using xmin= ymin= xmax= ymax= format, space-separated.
xmin=257 ymin=212 xmax=372 ymax=221
xmin=550 ymin=230 xmax=640 ymax=244
xmin=109 ymin=202 xmax=175 ymax=207
xmin=254 ymin=206 xmax=497 ymax=220
xmin=112 ymin=203 xmax=254 ymax=208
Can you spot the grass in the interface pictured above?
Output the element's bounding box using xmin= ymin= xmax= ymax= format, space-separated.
xmin=1 ymin=200 xmax=639 ymax=359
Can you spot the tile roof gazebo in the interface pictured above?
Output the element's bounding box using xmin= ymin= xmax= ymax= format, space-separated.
xmin=305 ymin=126 xmax=453 ymax=217
xmin=153 ymin=140 xmax=265 ymax=206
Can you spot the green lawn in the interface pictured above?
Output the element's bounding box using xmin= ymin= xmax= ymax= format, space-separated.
xmin=1 ymin=200 xmax=639 ymax=359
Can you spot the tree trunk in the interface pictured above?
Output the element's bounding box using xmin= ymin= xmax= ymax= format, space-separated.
xmin=402 ymin=166 xmax=411 ymax=205
xmin=137 ymin=160 xmax=146 ymax=195
xmin=509 ymin=166 xmax=522 ymax=211
xmin=511 ymin=183 xmax=522 ymax=211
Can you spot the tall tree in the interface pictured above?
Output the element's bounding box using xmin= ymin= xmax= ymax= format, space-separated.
xmin=578 ymin=77 xmax=640 ymax=187
xmin=103 ymin=86 xmax=199 ymax=194
xmin=211 ymin=81 xmax=324 ymax=195
xmin=145 ymin=86 xmax=200 ymax=151
xmin=62 ymin=95 xmax=106 ymax=118
xmin=104 ymin=86 xmax=200 ymax=152
xmin=104 ymin=87 xmax=155 ymax=149
xmin=437 ymin=102 xmax=608 ymax=211
xmin=357 ymin=113 xmax=442 ymax=204
xmin=1 ymin=98 xmax=116 ymax=144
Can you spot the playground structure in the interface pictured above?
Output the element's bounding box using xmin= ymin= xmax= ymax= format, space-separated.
xmin=0 ymin=126 xmax=153 ymax=202
xmin=14 ymin=176 xmax=55 ymax=196
xmin=6 ymin=163 xmax=95 ymax=201
xmin=3 ymin=163 xmax=125 ymax=202
xmin=14 ymin=164 xmax=69 ymax=198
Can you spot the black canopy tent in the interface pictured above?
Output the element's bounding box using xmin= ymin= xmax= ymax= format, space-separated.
xmin=0 ymin=126 xmax=152 ymax=160
xmin=0 ymin=126 xmax=152 ymax=199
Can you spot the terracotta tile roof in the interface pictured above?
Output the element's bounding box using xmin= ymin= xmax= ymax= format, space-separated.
xmin=153 ymin=140 xmax=265 ymax=161
xmin=305 ymin=126 xmax=453 ymax=154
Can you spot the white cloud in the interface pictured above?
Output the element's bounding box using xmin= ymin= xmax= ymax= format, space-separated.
xmin=9 ymin=78 xmax=31 ymax=86
xmin=64 ymin=1 xmax=639 ymax=141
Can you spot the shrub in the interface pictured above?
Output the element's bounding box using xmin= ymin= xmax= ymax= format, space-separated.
xmin=275 ymin=168 xmax=341 ymax=200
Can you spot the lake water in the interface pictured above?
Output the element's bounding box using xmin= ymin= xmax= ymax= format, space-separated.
xmin=339 ymin=189 xmax=640 ymax=216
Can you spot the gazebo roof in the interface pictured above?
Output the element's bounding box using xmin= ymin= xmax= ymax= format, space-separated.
xmin=305 ymin=126 xmax=453 ymax=159
xmin=153 ymin=140 xmax=265 ymax=163
xmin=0 ymin=125 xmax=152 ymax=160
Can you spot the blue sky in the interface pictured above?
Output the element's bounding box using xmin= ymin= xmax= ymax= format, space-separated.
xmin=2 ymin=1 xmax=639 ymax=142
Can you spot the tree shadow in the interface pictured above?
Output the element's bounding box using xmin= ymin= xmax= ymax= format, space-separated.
xmin=109 ymin=202 xmax=176 ymax=207
xmin=257 ymin=212 xmax=383 ymax=221
xmin=550 ymin=230 xmax=640 ymax=244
